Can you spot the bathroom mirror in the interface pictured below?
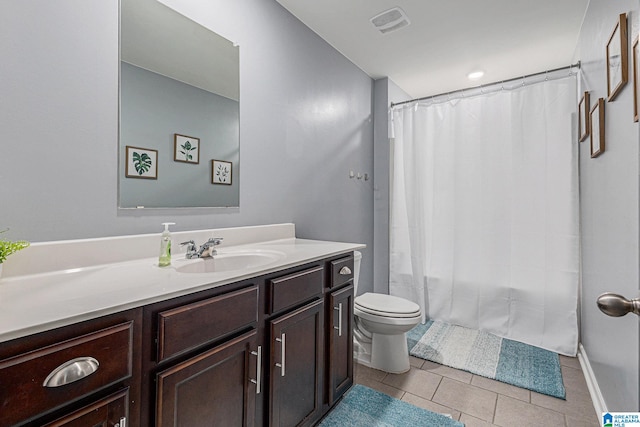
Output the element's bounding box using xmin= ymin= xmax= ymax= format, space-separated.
xmin=119 ymin=0 xmax=239 ymax=208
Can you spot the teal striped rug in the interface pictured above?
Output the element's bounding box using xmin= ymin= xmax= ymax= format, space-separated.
xmin=407 ymin=320 xmax=566 ymax=399
xmin=318 ymin=384 xmax=463 ymax=427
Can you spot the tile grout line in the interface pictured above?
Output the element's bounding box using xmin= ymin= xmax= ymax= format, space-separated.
xmin=430 ymin=371 xmax=444 ymax=401
xmin=491 ymin=383 xmax=499 ymax=426
xmin=358 ymin=359 xmax=598 ymax=426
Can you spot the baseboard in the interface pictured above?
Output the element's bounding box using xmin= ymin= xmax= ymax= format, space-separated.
xmin=578 ymin=343 xmax=607 ymax=415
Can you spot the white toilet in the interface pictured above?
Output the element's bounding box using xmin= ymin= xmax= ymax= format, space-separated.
xmin=352 ymin=251 xmax=422 ymax=374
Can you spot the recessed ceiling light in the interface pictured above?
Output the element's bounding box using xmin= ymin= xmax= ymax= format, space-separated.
xmin=467 ymin=70 xmax=484 ymax=80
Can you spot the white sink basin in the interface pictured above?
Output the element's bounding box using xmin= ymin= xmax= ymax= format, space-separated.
xmin=175 ymin=250 xmax=286 ymax=274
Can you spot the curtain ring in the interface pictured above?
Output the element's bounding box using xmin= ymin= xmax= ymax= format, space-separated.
xmin=501 ymin=81 xmax=504 ymax=91
xmin=545 ymin=70 xmax=549 ymax=81
xmin=522 ymin=76 xmax=526 ymax=86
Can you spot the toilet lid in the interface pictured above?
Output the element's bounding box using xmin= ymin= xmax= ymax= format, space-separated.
xmin=355 ymin=293 xmax=421 ymax=318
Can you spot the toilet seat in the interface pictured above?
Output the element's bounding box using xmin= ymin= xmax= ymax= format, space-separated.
xmin=355 ymin=292 xmax=421 ymax=318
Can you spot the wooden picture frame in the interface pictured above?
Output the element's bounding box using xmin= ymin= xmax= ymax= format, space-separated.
xmin=211 ymin=160 xmax=232 ymax=185
xmin=578 ymin=91 xmax=590 ymax=142
xmin=606 ymin=13 xmax=628 ymax=101
xmin=633 ymin=36 xmax=639 ymax=122
xmin=174 ymin=134 xmax=200 ymax=164
xmin=590 ymin=98 xmax=605 ymax=158
xmin=125 ymin=146 xmax=158 ymax=179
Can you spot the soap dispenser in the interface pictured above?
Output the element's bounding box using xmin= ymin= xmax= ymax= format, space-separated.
xmin=158 ymin=222 xmax=176 ymax=267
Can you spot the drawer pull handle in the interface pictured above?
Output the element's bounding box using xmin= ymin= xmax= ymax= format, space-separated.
xmin=275 ymin=333 xmax=286 ymax=377
xmin=339 ymin=266 xmax=352 ymax=275
xmin=43 ymin=357 xmax=99 ymax=388
xmin=250 ymin=345 xmax=262 ymax=394
xmin=334 ymin=303 xmax=343 ymax=336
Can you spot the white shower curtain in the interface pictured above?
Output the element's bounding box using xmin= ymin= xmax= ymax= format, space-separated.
xmin=390 ymin=76 xmax=579 ymax=355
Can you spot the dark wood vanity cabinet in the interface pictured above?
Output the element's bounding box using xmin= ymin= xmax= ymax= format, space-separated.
xmin=264 ymin=255 xmax=354 ymax=427
xmin=327 ymin=283 xmax=354 ymax=405
xmin=0 ymin=308 xmax=142 ymax=427
xmin=42 ymin=388 xmax=130 ymax=427
xmin=326 ymin=255 xmax=354 ymax=406
xmin=155 ymin=330 xmax=258 ymax=427
xmin=269 ymin=299 xmax=324 ymax=427
xmin=142 ymin=282 xmax=260 ymax=427
xmin=0 ymin=251 xmax=355 ymax=427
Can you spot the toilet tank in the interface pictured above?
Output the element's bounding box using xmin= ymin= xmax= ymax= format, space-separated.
xmin=353 ymin=251 xmax=362 ymax=295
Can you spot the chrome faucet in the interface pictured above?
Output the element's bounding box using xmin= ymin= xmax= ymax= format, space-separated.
xmin=181 ymin=238 xmax=223 ymax=259
xmin=180 ymin=240 xmax=198 ymax=259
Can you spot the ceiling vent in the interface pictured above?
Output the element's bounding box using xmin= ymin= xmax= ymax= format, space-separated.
xmin=370 ymin=7 xmax=410 ymax=34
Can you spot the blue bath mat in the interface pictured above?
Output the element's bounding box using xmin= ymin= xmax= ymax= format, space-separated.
xmin=318 ymin=384 xmax=464 ymax=427
xmin=407 ymin=320 xmax=566 ymax=399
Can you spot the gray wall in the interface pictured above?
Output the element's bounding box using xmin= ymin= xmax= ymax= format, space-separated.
xmin=576 ymin=1 xmax=639 ymax=410
xmin=120 ymin=62 xmax=239 ymax=208
xmin=0 ymin=0 xmax=374 ymax=288
xmin=372 ymin=78 xmax=410 ymax=295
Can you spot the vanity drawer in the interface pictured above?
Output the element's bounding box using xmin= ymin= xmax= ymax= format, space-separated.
xmin=330 ymin=255 xmax=354 ymax=288
xmin=0 ymin=321 xmax=134 ymax=427
xmin=157 ymin=285 xmax=258 ymax=363
xmin=268 ymin=265 xmax=324 ymax=314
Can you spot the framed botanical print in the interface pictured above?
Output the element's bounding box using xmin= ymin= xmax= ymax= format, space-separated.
xmin=174 ymin=134 xmax=200 ymax=164
xmin=125 ymin=146 xmax=158 ymax=179
xmin=590 ymin=98 xmax=605 ymax=158
xmin=212 ymin=160 xmax=232 ymax=185
xmin=606 ymin=13 xmax=628 ymax=101
xmin=578 ymin=91 xmax=590 ymax=142
xmin=633 ymin=36 xmax=639 ymax=122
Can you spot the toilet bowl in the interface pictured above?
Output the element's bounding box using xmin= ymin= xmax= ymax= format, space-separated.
xmin=352 ymin=251 xmax=421 ymax=374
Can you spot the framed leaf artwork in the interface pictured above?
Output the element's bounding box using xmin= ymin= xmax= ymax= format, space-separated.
xmin=590 ymin=98 xmax=605 ymax=158
xmin=174 ymin=134 xmax=200 ymax=164
xmin=606 ymin=13 xmax=628 ymax=101
xmin=578 ymin=91 xmax=590 ymax=142
xmin=212 ymin=160 xmax=232 ymax=185
xmin=125 ymin=146 xmax=158 ymax=179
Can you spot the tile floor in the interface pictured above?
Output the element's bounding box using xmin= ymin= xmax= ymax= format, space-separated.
xmin=354 ymin=355 xmax=599 ymax=427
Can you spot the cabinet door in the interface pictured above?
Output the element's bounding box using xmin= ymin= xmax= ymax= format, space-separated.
xmin=156 ymin=330 xmax=258 ymax=427
xmin=42 ymin=388 xmax=128 ymax=427
xmin=270 ymin=299 xmax=324 ymax=427
xmin=0 ymin=321 xmax=135 ymax=427
xmin=327 ymin=284 xmax=354 ymax=405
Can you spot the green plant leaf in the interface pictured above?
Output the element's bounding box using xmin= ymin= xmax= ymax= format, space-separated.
xmin=133 ymin=152 xmax=152 ymax=175
xmin=0 ymin=239 xmax=29 ymax=264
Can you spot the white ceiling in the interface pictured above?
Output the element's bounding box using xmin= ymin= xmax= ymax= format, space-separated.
xmin=275 ymin=0 xmax=590 ymax=99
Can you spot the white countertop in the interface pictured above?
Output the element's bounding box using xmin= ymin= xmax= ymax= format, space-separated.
xmin=0 ymin=224 xmax=364 ymax=343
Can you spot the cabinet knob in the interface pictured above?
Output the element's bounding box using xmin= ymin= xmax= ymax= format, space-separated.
xmin=339 ymin=266 xmax=352 ymax=275
xmin=43 ymin=357 xmax=99 ymax=388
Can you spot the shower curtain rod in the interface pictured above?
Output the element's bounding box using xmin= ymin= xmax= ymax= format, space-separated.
xmin=390 ymin=61 xmax=581 ymax=108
